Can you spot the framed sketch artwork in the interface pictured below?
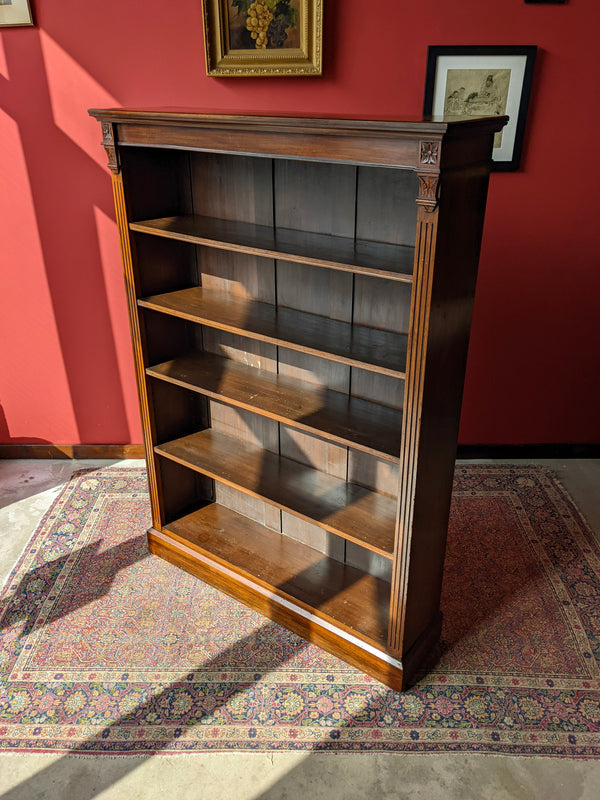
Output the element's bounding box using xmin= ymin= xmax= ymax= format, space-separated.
xmin=202 ymin=0 xmax=323 ymax=77
xmin=0 ymin=0 xmax=33 ymax=26
xmin=424 ymin=46 xmax=537 ymax=171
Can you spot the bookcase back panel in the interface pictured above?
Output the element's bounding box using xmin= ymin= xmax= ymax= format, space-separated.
xmin=277 ymin=423 xmax=349 ymax=557
xmin=197 ymin=247 xmax=276 ymax=304
xmin=202 ymin=329 xmax=278 ymax=373
xmin=190 ymin=152 xmax=274 ymax=226
xmin=276 ymin=260 xmax=354 ymax=323
xmin=279 ymin=425 xmax=348 ymax=481
xmin=277 ymin=424 xmax=397 ymax=562
xmin=356 ymin=167 xmax=418 ymax=247
xmin=345 ymin=542 xmax=393 ymax=583
xmin=353 ymin=274 xmax=412 ymax=335
xmin=281 ymin=511 xmax=346 ymax=563
xmin=209 ymin=400 xmax=279 ymax=454
xmin=210 ymin=396 xmax=283 ymax=535
xmin=277 ymin=349 xmax=350 ymax=394
xmin=348 ymin=449 xmax=400 ymax=498
xmin=213 ymin=483 xmax=282 ymax=532
xmin=349 ymin=368 xmax=404 ymax=412
xmin=273 ymin=160 xmax=357 ymax=238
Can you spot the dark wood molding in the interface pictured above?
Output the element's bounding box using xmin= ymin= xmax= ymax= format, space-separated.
xmin=419 ymin=141 xmax=440 ymax=166
xmin=416 ymin=173 xmax=440 ymax=211
xmin=389 ymin=207 xmax=439 ymax=655
xmin=0 ymin=444 xmax=145 ymax=460
xmin=100 ymin=121 xmax=120 ymax=174
xmin=457 ymin=443 xmax=600 ymax=460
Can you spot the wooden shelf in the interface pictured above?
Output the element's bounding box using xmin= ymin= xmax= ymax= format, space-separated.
xmin=155 ymin=429 xmax=397 ymax=558
xmin=147 ymin=352 xmax=402 ymax=463
xmin=162 ymin=502 xmax=390 ymax=647
xmin=138 ymin=287 xmax=408 ymax=378
xmin=129 ymin=215 xmax=415 ymax=283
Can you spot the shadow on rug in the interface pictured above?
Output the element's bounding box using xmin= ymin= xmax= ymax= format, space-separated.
xmin=0 ymin=465 xmax=599 ymax=758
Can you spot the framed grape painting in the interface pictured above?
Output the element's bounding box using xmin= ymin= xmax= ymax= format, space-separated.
xmin=202 ymin=0 xmax=322 ymax=76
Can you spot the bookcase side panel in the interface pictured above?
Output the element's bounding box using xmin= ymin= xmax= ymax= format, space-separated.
xmin=388 ymin=199 xmax=440 ymax=658
xmin=400 ymin=160 xmax=495 ymax=654
xmin=117 ymin=146 xmax=201 ymax=528
xmin=110 ymin=167 xmax=164 ymax=527
xmin=387 ymin=140 xmax=495 ymax=658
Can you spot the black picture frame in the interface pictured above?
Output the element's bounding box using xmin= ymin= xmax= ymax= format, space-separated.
xmin=423 ymin=45 xmax=537 ymax=171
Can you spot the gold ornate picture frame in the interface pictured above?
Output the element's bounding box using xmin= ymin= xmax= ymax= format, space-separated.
xmin=0 ymin=0 xmax=34 ymax=27
xmin=202 ymin=0 xmax=322 ymax=77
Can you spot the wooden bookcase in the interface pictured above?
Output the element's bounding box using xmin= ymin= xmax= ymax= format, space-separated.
xmin=90 ymin=110 xmax=506 ymax=690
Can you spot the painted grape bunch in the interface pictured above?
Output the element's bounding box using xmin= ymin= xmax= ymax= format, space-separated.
xmin=245 ymin=0 xmax=273 ymax=49
xmin=233 ymin=0 xmax=297 ymax=50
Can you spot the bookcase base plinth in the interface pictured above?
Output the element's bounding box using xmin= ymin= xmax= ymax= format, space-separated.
xmin=147 ymin=525 xmax=408 ymax=691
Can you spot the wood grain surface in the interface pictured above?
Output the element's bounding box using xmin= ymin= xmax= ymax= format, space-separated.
xmin=147 ymin=352 xmax=402 ymax=461
xmin=138 ymin=287 xmax=408 ymax=377
xmin=129 ymin=215 xmax=415 ymax=282
xmin=156 ymin=429 xmax=397 ymax=557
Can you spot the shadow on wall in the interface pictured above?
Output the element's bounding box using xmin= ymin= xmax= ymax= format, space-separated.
xmin=1 ymin=27 xmax=132 ymax=446
xmin=0 ymin=403 xmax=49 ymax=447
xmin=0 ymin=401 xmax=93 ymax=457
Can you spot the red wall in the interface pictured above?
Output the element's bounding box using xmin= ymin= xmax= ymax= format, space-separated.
xmin=1 ymin=0 xmax=599 ymax=446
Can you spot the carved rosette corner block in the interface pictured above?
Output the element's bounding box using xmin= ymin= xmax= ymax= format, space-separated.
xmin=420 ymin=141 xmax=439 ymax=166
xmin=101 ymin=121 xmax=119 ymax=174
xmin=416 ymin=173 xmax=440 ymax=212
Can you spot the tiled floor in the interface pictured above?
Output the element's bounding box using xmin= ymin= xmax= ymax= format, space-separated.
xmin=0 ymin=458 xmax=599 ymax=800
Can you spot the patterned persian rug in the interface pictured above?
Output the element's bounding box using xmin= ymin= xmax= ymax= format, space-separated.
xmin=1 ymin=465 xmax=599 ymax=757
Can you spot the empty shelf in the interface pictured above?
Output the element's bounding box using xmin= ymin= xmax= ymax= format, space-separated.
xmin=130 ymin=215 xmax=415 ymax=283
xmin=155 ymin=429 xmax=398 ymax=558
xmin=147 ymin=352 xmax=402 ymax=462
xmin=138 ymin=287 xmax=408 ymax=378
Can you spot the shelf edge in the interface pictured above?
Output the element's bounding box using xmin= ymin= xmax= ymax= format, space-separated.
xmin=138 ymin=293 xmax=407 ymax=380
xmin=154 ymin=431 xmax=397 ymax=559
xmin=129 ymin=218 xmax=415 ymax=285
xmin=146 ymin=357 xmax=402 ymax=465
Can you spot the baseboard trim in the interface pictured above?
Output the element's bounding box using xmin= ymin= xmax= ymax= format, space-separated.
xmin=457 ymin=443 xmax=600 ymax=460
xmin=0 ymin=444 xmax=146 ymax=460
xmin=2 ymin=442 xmax=598 ymax=461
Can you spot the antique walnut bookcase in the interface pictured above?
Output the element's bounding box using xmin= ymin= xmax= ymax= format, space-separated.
xmin=90 ymin=109 xmax=506 ymax=690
